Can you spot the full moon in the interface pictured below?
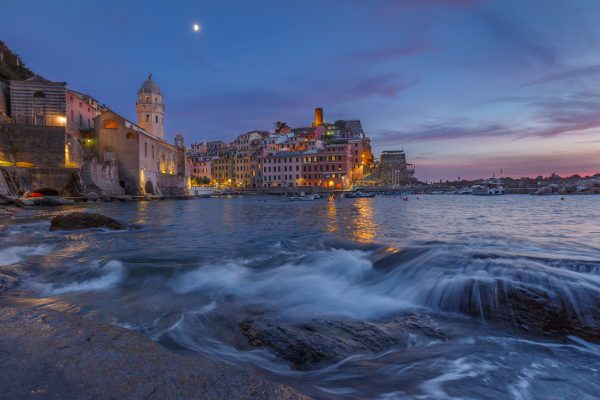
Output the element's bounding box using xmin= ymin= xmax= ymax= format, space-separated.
xmin=193 ymin=23 xmax=200 ymax=32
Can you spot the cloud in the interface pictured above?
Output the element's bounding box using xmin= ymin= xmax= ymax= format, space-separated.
xmin=521 ymin=64 xmax=600 ymax=87
xmin=475 ymin=11 xmax=558 ymax=67
xmin=343 ymin=43 xmax=435 ymax=64
xmin=372 ymin=121 xmax=514 ymax=144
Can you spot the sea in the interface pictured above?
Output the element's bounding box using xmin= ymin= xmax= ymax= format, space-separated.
xmin=1 ymin=194 xmax=600 ymax=399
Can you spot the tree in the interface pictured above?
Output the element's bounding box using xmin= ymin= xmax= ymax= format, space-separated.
xmin=274 ymin=121 xmax=289 ymax=133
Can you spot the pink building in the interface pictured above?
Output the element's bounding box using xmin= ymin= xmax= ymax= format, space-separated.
xmin=301 ymin=144 xmax=354 ymax=190
xmin=261 ymin=151 xmax=303 ymax=188
xmin=190 ymin=157 xmax=213 ymax=182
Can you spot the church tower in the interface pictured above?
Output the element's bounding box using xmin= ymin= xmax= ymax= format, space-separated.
xmin=136 ymin=74 xmax=165 ymax=139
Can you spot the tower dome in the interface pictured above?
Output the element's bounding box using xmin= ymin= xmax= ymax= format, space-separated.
xmin=136 ymin=73 xmax=165 ymax=139
xmin=138 ymin=74 xmax=162 ymax=95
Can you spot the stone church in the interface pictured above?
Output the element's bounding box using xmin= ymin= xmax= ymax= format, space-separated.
xmin=94 ymin=75 xmax=190 ymax=195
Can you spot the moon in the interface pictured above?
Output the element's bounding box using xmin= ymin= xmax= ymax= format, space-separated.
xmin=193 ymin=23 xmax=200 ymax=32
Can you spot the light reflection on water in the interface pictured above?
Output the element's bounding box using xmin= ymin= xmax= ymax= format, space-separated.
xmin=1 ymin=195 xmax=600 ymax=399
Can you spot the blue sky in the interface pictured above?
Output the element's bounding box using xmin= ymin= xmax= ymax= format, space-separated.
xmin=2 ymin=0 xmax=600 ymax=180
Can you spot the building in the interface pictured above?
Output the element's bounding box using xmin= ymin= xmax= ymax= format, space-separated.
xmin=136 ymin=74 xmax=165 ymax=139
xmin=190 ymin=155 xmax=213 ymax=183
xmin=262 ymin=151 xmax=303 ymax=188
xmin=7 ymin=75 xmax=82 ymax=168
xmin=93 ymin=76 xmax=188 ymax=195
xmin=301 ymin=144 xmax=353 ymax=190
xmin=379 ymin=150 xmax=415 ymax=185
xmin=212 ymin=155 xmax=234 ymax=187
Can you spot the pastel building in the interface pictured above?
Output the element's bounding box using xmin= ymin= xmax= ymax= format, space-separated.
xmin=302 ymin=144 xmax=353 ymax=190
xmin=262 ymin=151 xmax=303 ymax=188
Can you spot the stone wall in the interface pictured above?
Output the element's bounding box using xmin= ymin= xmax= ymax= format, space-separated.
xmin=1 ymin=123 xmax=67 ymax=167
xmin=81 ymin=158 xmax=123 ymax=196
xmin=156 ymin=173 xmax=188 ymax=196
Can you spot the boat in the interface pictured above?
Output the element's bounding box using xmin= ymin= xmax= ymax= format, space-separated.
xmin=344 ymin=191 xmax=376 ymax=198
xmin=190 ymin=186 xmax=215 ymax=197
xmin=457 ymin=187 xmax=472 ymax=195
xmin=282 ymin=192 xmax=318 ymax=201
xmin=471 ymin=178 xmax=504 ymax=195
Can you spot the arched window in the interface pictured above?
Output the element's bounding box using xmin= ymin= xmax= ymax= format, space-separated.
xmin=145 ymin=96 xmax=150 ymax=103
xmin=146 ymin=114 xmax=149 ymax=122
xmin=126 ymin=132 xmax=136 ymax=139
xmin=155 ymin=115 xmax=158 ymax=123
xmin=33 ymin=91 xmax=45 ymax=98
xmin=103 ymin=119 xmax=118 ymax=129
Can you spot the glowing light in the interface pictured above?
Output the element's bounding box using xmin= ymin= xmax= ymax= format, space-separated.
xmin=193 ymin=23 xmax=200 ymax=32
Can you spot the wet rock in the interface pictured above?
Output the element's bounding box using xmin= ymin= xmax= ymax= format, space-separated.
xmin=455 ymin=278 xmax=600 ymax=342
xmin=239 ymin=315 xmax=448 ymax=371
xmin=84 ymin=191 xmax=100 ymax=202
xmin=240 ymin=318 xmax=399 ymax=370
xmin=50 ymin=212 xmax=125 ymax=231
xmin=40 ymin=196 xmax=75 ymax=206
xmin=0 ymin=307 xmax=309 ymax=400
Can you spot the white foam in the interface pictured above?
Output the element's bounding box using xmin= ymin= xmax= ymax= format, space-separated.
xmin=170 ymin=249 xmax=408 ymax=320
xmin=42 ymin=260 xmax=125 ymax=295
xmin=0 ymin=245 xmax=53 ymax=266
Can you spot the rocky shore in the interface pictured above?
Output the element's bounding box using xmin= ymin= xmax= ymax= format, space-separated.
xmin=534 ymin=174 xmax=600 ymax=195
xmin=0 ymin=306 xmax=310 ymax=400
xmin=0 ymin=211 xmax=311 ymax=399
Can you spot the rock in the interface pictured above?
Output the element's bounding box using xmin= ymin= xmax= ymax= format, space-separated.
xmin=0 ymin=307 xmax=309 ymax=400
xmin=0 ymin=194 xmax=13 ymax=205
xmin=50 ymin=212 xmax=125 ymax=231
xmin=40 ymin=196 xmax=75 ymax=206
xmin=452 ymin=278 xmax=600 ymax=343
xmin=534 ymin=186 xmax=553 ymax=195
xmin=239 ymin=315 xmax=446 ymax=371
xmin=13 ymin=198 xmax=35 ymax=207
xmin=84 ymin=191 xmax=100 ymax=202
xmin=113 ymin=195 xmax=132 ymax=202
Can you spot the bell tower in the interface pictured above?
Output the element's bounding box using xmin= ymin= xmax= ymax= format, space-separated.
xmin=136 ymin=74 xmax=165 ymax=139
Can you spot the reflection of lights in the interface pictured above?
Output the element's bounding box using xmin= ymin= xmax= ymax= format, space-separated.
xmin=57 ymin=116 xmax=67 ymax=125
xmin=351 ymin=198 xmax=378 ymax=243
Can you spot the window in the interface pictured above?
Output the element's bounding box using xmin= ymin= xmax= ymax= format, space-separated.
xmin=33 ymin=91 xmax=45 ymax=98
xmin=155 ymin=115 xmax=158 ymax=123
xmin=146 ymin=114 xmax=150 ymax=122
xmin=103 ymin=120 xmax=118 ymax=129
xmin=145 ymin=96 xmax=150 ymax=103
xmin=152 ymin=145 xmax=155 ymax=159
xmin=79 ymin=114 xmax=83 ymax=127
xmin=145 ymin=143 xmax=148 ymax=157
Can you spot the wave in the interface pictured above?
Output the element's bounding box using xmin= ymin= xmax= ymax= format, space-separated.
xmin=170 ymin=249 xmax=409 ymax=320
xmin=0 ymin=245 xmax=53 ymax=266
xmin=168 ymin=242 xmax=600 ymax=340
xmin=40 ymin=260 xmax=125 ymax=295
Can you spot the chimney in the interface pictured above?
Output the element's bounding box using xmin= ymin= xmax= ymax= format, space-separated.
xmin=314 ymin=107 xmax=323 ymax=127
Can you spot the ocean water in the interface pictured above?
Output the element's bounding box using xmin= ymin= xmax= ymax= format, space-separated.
xmin=1 ymin=195 xmax=600 ymax=399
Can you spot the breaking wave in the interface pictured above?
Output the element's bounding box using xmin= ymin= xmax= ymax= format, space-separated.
xmin=0 ymin=245 xmax=53 ymax=267
xmin=40 ymin=260 xmax=125 ymax=295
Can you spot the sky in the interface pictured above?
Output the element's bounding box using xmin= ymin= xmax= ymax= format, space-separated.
xmin=1 ymin=0 xmax=600 ymax=181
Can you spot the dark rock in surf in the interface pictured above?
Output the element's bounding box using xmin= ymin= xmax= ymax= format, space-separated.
xmin=240 ymin=315 xmax=447 ymax=371
xmin=50 ymin=212 xmax=125 ymax=231
xmin=453 ymin=278 xmax=600 ymax=342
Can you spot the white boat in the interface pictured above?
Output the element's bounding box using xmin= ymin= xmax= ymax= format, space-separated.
xmin=457 ymin=187 xmax=472 ymax=195
xmin=471 ymin=178 xmax=504 ymax=195
xmin=344 ymin=191 xmax=376 ymax=198
xmin=191 ymin=186 xmax=215 ymax=197
xmin=283 ymin=192 xmax=318 ymax=201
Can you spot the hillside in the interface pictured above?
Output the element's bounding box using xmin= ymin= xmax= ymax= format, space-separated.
xmin=0 ymin=41 xmax=35 ymax=83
